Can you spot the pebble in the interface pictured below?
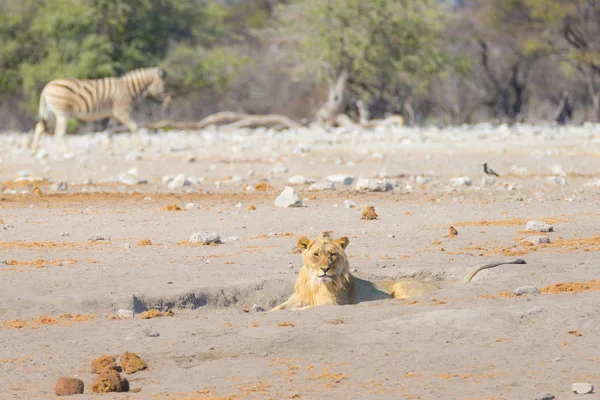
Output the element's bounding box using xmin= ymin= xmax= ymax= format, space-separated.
xmin=88 ymin=234 xmax=111 ymax=241
xmin=355 ymin=178 xmax=393 ymax=192
xmin=287 ymin=175 xmax=309 ymax=185
xmin=522 ymin=236 xmax=551 ymax=245
xmin=35 ymin=149 xmax=49 ymax=159
xmin=525 ymin=220 xmax=554 ymax=232
xmin=274 ymin=186 xmax=303 ymax=207
xmin=546 ymin=176 xmax=566 ymax=185
xmin=117 ymin=309 xmax=134 ymax=319
xmin=225 ymin=236 xmax=241 ymax=243
xmin=60 ymin=232 xmax=70 ymax=237
xmin=325 ymin=174 xmax=354 ymax=185
xmin=551 ymin=164 xmax=567 ymax=176
xmin=513 ymin=286 xmax=540 ymax=296
xmin=262 ymin=351 xmax=269 ymax=357
xmin=142 ymin=325 xmax=160 ymax=337
xmin=534 ymin=393 xmax=555 ymax=400
xmin=450 ymin=176 xmax=472 ymax=186
xmin=343 ymin=200 xmax=357 ymax=209
xmin=185 ymin=203 xmax=200 ymax=210
xmin=51 ymin=181 xmax=69 ymax=192
xmin=189 ymin=231 xmax=221 ymax=244
xmin=118 ymin=172 xmax=139 ymax=185
xmin=572 ymin=382 xmax=593 ymax=394
xmin=415 ymin=176 xmax=432 ymax=185
xmin=251 ymin=304 xmax=265 ymax=312
xmin=308 ymin=181 xmax=335 ymax=191
xmin=167 ymin=173 xmax=190 ymax=190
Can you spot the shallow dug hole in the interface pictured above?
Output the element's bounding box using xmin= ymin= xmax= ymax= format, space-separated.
xmin=130 ymin=280 xmax=293 ymax=313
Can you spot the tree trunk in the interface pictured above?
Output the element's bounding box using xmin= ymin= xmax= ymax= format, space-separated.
xmin=314 ymin=69 xmax=348 ymax=127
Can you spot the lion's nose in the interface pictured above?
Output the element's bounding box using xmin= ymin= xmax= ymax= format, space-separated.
xmin=321 ymin=267 xmax=331 ymax=273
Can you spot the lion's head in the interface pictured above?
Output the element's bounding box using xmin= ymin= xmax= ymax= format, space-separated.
xmin=297 ymin=232 xmax=350 ymax=285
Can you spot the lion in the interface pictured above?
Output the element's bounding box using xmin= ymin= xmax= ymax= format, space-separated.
xmin=270 ymin=232 xmax=526 ymax=311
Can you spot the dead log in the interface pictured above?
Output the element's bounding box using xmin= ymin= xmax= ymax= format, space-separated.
xmin=314 ymin=69 xmax=349 ymax=127
xmin=220 ymin=114 xmax=302 ymax=131
xmin=553 ymin=91 xmax=573 ymax=125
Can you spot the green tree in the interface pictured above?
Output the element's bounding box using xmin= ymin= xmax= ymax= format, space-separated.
xmin=276 ymin=0 xmax=455 ymax=123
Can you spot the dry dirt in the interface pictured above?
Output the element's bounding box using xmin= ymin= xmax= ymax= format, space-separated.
xmin=1 ymin=125 xmax=600 ymax=399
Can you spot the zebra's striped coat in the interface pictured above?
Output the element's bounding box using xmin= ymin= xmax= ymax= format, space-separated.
xmin=31 ymin=67 xmax=171 ymax=154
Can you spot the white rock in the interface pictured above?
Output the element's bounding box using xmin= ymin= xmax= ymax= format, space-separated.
xmin=50 ymin=181 xmax=68 ymax=192
xmin=416 ymin=176 xmax=432 ymax=185
xmin=88 ymin=234 xmax=111 ymax=241
xmin=514 ymin=286 xmax=540 ymax=296
xmin=142 ymin=325 xmax=160 ymax=337
xmin=308 ymin=181 xmax=335 ymax=191
xmin=63 ymin=153 xmax=75 ymax=160
xmin=161 ymin=175 xmax=175 ymax=184
xmin=534 ymin=393 xmax=555 ymax=400
xmin=583 ymin=179 xmax=600 ymax=187
xmin=60 ymin=232 xmax=70 ymax=237
xmin=274 ymin=186 xmax=302 ymax=207
xmin=288 ymin=175 xmax=308 ymax=185
xmin=167 ymin=174 xmax=190 ymax=190
xmin=546 ymin=176 xmax=566 ymax=185
xmin=343 ymin=200 xmax=357 ymax=209
xmin=450 ymin=176 xmax=472 ymax=186
xmin=16 ymin=170 xmax=31 ymax=178
xmin=572 ymin=382 xmax=593 ymax=394
xmin=189 ymin=231 xmax=221 ymax=244
xmin=117 ymin=309 xmax=134 ymax=319
xmin=522 ymin=236 xmax=551 ymax=245
xmin=185 ymin=203 xmax=200 ymax=210
xmin=118 ymin=172 xmax=139 ymax=185
xmin=35 ymin=149 xmax=49 ymax=159
xmin=525 ymin=220 xmax=554 ymax=232
xmin=551 ymin=164 xmax=567 ymax=176
xmin=325 ymin=175 xmax=354 ymax=185
xmin=355 ymin=178 xmax=393 ymax=192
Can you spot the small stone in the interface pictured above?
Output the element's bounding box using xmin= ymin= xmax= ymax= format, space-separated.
xmin=88 ymin=234 xmax=111 ymax=242
xmin=51 ymin=181 xmax=68 ymax=192
xmin=262 ymin=351 xmax=269 ymax=357
xmin=343 ymin=200 xmax=357 ymax=209
xmin=551 ymin=164 xmax=566 ymax=176
xmin=534 ymin=393 xmax=555 ymax=400
xmin=274 ymin=186 xmax=302 ymax=208
xmin=55 ymin=377 xmax=85 ymax=396
xmin=251 ymin=304 xmax=265 ymax=312
xmin=142 ymin=325 xmax=159 ymax=337
xmin=117 ymin=309 xmax=134 ymax=319
xmin=525 ymin=220 xmax=554 ymax=232
xmin=225 ymin=236 xmax=241 ymax=243
xmin=513 ymin=286 xmax=540 ymax=296
xmin=288 ymin=175 xmax=311 ymax=185
xmin=325 ymin=174 xmax=354 ymax=185
xmin=355 ymin=178 xmax=392 ymax=192
xmin=572 ymin=382 xmax=593 ymax=394
xmin=546 ymin=176 xmax=566 ymax=185
xmin=167 ymin=174 xmax=190 ymax=191
xmin=450 ymin=176 xmax=472 ymax=187
xmin=522 ymin=236 xmax=551 ymax=245
xmin=308 ymin=181 xmax=335 ymax=191
xmin=35 ymin=149 xmax=49 ymax=159
xmin=185 ymin=203 xmax=200 ymax=210
xmin=118 ymin=173 xmax=139 ymax=185
xmin=189 ymin=231 xmax=221 ymax=244
xmin=60 ymin=232 xmax=70 ymax=237
xmin=415 ymin=176 xmax=432 ymax=185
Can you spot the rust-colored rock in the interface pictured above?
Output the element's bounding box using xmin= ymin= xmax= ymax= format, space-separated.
xmin=248 ymin=204 xmax=256 ymax=210
xmin=360 ymin=206 xmax=378 ymax=220
xmin=91 ymin=369 xmax=129 ymax=393
xmin=54 ymin=377 xmax=84 ymax=396
xmin=120 ymin=352 xmax=148 ymax=374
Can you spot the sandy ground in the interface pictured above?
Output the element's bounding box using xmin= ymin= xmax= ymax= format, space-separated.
xmin=1 ymin=124 xmax=600 ymax=399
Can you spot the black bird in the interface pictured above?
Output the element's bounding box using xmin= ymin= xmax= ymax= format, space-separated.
xmin=483 ymin=162 xmax=500 ymax=177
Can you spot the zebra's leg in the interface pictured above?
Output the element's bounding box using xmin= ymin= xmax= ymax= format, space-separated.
xmin=104 ymin=118 xmax=117 ymax=155
xmin=113 ymin=113 xmax=143 ymax=151
xmin=30 ymin=121 xmax=47 ymax=154
xmin=55 ymin=116 xmax=71 ymax=154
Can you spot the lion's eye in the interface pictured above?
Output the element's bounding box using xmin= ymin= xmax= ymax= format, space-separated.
xmin=313 ymin=252 xmax=319 ymax=257
xmin=331 ymin=253 xmax=337 ymax=259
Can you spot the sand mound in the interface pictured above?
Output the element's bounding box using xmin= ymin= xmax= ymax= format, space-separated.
xmin=91 ymin=369 xmax=129 ymax=393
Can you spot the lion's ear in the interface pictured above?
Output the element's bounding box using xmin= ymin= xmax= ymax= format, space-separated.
xmin=335 ymin=237 xmax=349 ymax=249
xmin=297 ymin=236 xmax=311 ymax=252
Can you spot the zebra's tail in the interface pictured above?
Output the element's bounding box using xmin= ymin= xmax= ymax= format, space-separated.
xmin=37 ymin=93 xmax=51 ymax=134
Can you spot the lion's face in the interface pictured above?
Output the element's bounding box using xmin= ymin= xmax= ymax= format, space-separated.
xmin=297 ymin=234 xmax=350 ymax=284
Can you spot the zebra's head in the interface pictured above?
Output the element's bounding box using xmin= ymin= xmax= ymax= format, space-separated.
xmin=148 ymin=68 xmax=171 ymax=104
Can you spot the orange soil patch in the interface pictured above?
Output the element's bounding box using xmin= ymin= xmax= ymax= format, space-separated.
xmin=139 ymin=309 xmax=174 ymax=319
xmin=0 ymin=241 xmax=79 ymax=249
xmin=568 ymin=330 xmax=583 ymax=337
xmin=2 ymin=314 xmax=96 ymax=330
xmin=329 ymin=319 xmax=344 ymax=325
xmin=5 ymin=258 xmax=77 ymax=269
xmin=312 ymin=368 xmax=347 ymax=383
xmin=453 ymin=218 xmax=527 ymax=227
xmin=276 ymin=321 xmax=295 ymax=327
xmin=255 ymin=182 xmax=273 ymax=191
xmin=431 ymin=299 xmax=446 ymax=306
xmin=540 ymin=280 xmax=600 ymax=294
xmin=163 ymin=203 xmax=183 ymax=211
xmin=137 ymin=239 xmax=152 ymax=246
xmin=499 ymin=291 xmax=517 ymax=298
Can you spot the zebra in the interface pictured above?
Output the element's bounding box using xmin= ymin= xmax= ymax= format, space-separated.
xmin=30 ymin=66 xmax=171 ymax=154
